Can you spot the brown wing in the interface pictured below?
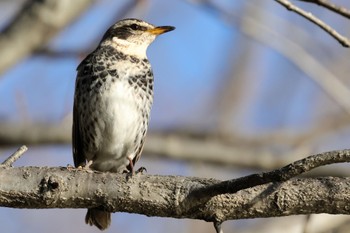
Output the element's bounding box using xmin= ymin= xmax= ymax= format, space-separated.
xmin=72 ymin=55 xmax=93 ymax=167
xmin=73 ymin=48 xmax=105 ymax=167
xmin=72 ymin=95 xmax=86 ymax=167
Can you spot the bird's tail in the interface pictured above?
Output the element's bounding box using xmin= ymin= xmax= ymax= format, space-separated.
xmin=85 ymin=208 xmax=111 ymax=231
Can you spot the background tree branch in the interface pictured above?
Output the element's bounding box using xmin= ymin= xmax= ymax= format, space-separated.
xmin=2 ymin=121 xmax=350 ymax=178
xmin=0 ymin=0 xmax=94 ymax=75
xmin=275 ymin=0 xmax=350 ymax=47
xmin=298 ymin=0 xmax=350 ymax=19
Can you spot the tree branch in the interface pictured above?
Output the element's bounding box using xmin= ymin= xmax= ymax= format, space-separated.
xmin=275 ymin=0 xmax=350 ymax=47
xmin=1 ymin=166 xmax=350 ymax=222
xmin=190 ymin=149 xmax=350 ymax=200
xmin=2 ymin=121 xmax=350 ymax=177
xmin=1 ymin=149 xmax=350 ymax=223
xmin=298 ymin=0 xmax=350 ymax=20
xmin=0 ymin=0 xmax=94 ymax=75
xmin=1 ymin=145 xmax=27 ymax=166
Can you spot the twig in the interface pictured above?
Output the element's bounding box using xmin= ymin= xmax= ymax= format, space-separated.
xmin=275 ymin=0 xmax=350 ymax=47
xmin=298 ymin=0 xmax=350 ymax=20
xmin=190 ymin=149 xmax=350 ymax=199
xmin=1 ymin=145 xmax=28 ymax=166
xmin=240 ymin=9 xmax=350 ymax=115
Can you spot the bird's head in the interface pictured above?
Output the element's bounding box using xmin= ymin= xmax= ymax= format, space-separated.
xmin=100 ymin=18 xmax=175 ymax=57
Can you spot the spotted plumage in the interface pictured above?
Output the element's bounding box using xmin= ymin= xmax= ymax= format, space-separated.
xmin=72 ymin=18 xmax=174 ymax=230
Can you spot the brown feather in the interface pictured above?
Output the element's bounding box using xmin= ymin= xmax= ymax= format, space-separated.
xmin=72 ymin=95 xmax=85 ymax=167
xmin=85 ymin=208 xmax=111 ymax=231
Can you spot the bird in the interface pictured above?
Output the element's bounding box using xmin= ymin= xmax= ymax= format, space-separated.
xmin=72 ymin=18 xmax=175 ymax=230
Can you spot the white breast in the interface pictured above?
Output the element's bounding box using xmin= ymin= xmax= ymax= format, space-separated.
xmin=92 ymin=80 xmax=141 ymax=172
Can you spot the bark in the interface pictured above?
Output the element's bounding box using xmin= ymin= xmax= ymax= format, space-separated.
xmin=0 ymin=148 xmax=350 ymax=223
xmin=0 ymin=166 xmax=350 ymax=223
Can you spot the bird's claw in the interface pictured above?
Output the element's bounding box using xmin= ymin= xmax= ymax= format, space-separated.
xmin=66 ymin=164 xmax=75 ymax=171
xmin=125 ymin=166 xmax=147 ymax=181
xmin=136 ymin=166 xmax=147 ymax=174
xmin=72 ymin=160 xmax=94 ymax=173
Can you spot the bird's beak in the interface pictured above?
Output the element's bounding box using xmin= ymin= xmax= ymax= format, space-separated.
xmin=147 ymin=26 xmax=175 ymax=35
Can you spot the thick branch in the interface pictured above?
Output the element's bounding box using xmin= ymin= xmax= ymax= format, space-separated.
xmin=1 ymin=148 xmax=350 ymax=223
xmin=0 ymin=166 xmax=350 ymax=222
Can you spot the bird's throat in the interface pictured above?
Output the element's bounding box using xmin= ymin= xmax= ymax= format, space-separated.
xmin=111 ymin=37 xmax=148 ymax=58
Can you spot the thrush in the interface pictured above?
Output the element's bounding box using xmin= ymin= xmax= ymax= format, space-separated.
xmin=72 ymin=18 xmax=174 ymax=230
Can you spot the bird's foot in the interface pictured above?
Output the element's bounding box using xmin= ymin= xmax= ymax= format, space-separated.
xmin=125 ymin=166 xmax=147 ymax=181
xmin=125 ymin=158 xmax=146 ymax=180
xmin=66 ymin=164 xmax=75 ymax=171
xmin=76 ymin=160 xmax=94 ymax=173
xmin=84 ymin=160 xmax=93 ymax=169
xmin=136 ymin=166 xmax=147 ymax=174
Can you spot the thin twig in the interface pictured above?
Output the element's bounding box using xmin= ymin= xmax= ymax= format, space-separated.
xmin=298 ymin=0 xmax=350 ymax=20
xmin=1 ymin=145 xmax=28 ymax=166
xmin=275 ymin=0 xmax=350 ymax=47
xmin=240 ymin=10 xmax=350 ymax=115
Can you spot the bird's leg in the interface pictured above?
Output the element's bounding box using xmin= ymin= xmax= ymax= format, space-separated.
xmin=125 ymin=157 xmax=135 ymax=180
xmin=84 ymin=160 xmax=93 ymax=169
xmin=127 ymin=157 xmax=135 ymax=176
xmin=127 ymin=158 xmax=147 ymax=177
xmin=126 ymin=158 xmax=146 ymax=180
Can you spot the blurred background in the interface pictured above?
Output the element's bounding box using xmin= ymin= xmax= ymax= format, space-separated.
xmin=0 ymin=0 xmax=350 ymax=232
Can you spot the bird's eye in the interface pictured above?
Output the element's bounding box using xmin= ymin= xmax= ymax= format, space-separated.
xmin=130 ymin=24 xmax=140 ymax=30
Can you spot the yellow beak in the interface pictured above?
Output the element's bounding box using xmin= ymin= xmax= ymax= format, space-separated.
xmin=147 ymin=26 xmax=175 ymax=35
